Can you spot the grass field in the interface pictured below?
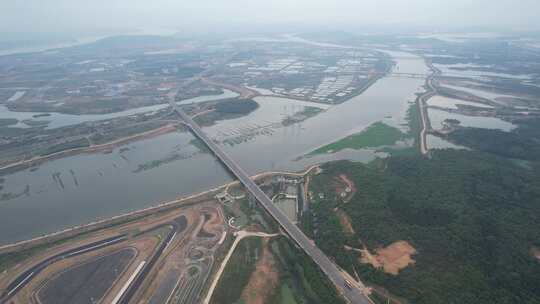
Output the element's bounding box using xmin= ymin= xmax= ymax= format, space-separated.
xmin=211 ymin=237 xmax=262 ymax=304
xmin=309 ymin=121 xmax=406 ymax=155
xmin=279 ymin=284 xmax=298 ymax=304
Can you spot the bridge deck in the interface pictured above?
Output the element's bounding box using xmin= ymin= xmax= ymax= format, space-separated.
xmin=169 ymin=100 xmax=372 ymax=304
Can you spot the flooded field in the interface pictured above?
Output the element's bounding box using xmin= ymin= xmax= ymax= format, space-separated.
xmin=441 ymin=84 xmax=518 ymax=103
xmin=435 ymin=63 xmax=531 ymax=80
xmin=426 ymin=134 xmax=467 ymax=150
xmin=0 ymin=132 xmax=231 ymax=243
xmin=428 ymin=108 xmax=516 ymax=131
xmin=427 ymin=95 xmax=493 ymax=109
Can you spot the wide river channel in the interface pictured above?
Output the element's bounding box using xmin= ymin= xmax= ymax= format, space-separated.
xmin=0 ymin=49 xmax=428 ymax=245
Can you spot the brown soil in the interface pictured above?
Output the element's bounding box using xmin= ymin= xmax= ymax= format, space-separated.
xmin=136 ymin=204 xmax=226 ymax=304
xmin=240 ymin=239 xmax=279 ymax=304
xmin=339 ymin=174 xmax=354 ymax=190
xmin=360 ymin=241 xmax=416 ymax=275
xmin=202 ymin=207 xmax=222 ymax=232
xmin=531 ymin=246 xmax=540 ymax=261
xmin=331 ymin=174 xmax=356 ymax=202
xmin=336 ymin=209 xmax=355 ymax=234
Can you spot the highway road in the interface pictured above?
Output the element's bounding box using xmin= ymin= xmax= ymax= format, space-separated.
xmin=116 ymin=217 xmax=185 ymax=304
xmin=0 ymin=234 xmax=127 ymax=304
xmin=169 ymin=100 xmax=373 ymax=304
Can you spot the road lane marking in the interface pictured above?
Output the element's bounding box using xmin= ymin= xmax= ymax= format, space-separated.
xmin=66 ymin=237 xmax=124 ymax=257
xmin=111 ymin=260 xmax=146 ymax=304
xmin=7 ymin=271 xmax=34 ymax=296
xmin=163 ymin=231 xmax=177 ymax=252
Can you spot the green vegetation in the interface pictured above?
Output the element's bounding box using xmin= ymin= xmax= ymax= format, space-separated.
xmin=282 ymin=106 xmax=323 ymax=126
xmin=214 ymin=98 xmax=258 ymax=115
xmin=211 ymin=237 xmax=262 ymax=304
xmin=306 ymin=150 xmax=540 ymax=304
xmin=0 ymin=184 xmax=30 ymax=201
xmin=39 ymin=138 xmax=90 ymax=156
xmin=133 ymin=153 xmax=185 ymax=173
xmin=279 ymin=284 xmax=298 ymax=304
xmin=447 ymin=118 xmax=540 ymax=161
xmin=406 ymin=102 xmax=421 ymax=146
xmin=194 ymin=98 xmax=259 ymax=127
xmin=210 ymin=234 xmax=343 ymax=304
xmin=0 ymin=215 xmax=136 ymax=272
xmin=21 ymin=119 xmax=50 ymax=127
xmin=271 ymin=236 xmax=346 ymax=304
xmin=309 ymin=122 xmax=406 ymax=155
xmin=32 ymin=113 xmax=51 ymax=118
xmin=0 ymin=245 xmax=46 ymax=273
xmin=189 ymin=138 xmax=210 ymax=154
xmin=375 ymin=99 xmax=423 ymax=158
xmin=90 ymin=120 xmax=169 ymax=145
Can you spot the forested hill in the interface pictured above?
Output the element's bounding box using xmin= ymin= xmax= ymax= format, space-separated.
xmin=308 ymin=150 xmax=540 ymax=304
xmin=447 ymin=118 xmax=540 ymax=161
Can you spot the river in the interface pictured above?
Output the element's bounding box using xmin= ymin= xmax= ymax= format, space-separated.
xmin=0 ymin=89 xmax=238 ymax=129
xmin=0 ymin=47 xmax=428 ymax=245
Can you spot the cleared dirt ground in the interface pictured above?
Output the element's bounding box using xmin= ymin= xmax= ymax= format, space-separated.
xmin=137 ymin=204 xmax=226 ymax=304
xmin=336 ymin=209 xmax=355 ymax=235
xmin=360 ymin=241 xmax=416 ymax=275
xmin=240 ymin=238 xmax=279 ymax=304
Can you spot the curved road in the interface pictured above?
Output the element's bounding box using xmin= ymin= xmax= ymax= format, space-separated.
xmin=116 ymin=217 xmax=186 ymax=304
xmin=1 ymin=216 xmax=186 ymax=304
xmin=0 ymin=234 xmax=127 ymax=304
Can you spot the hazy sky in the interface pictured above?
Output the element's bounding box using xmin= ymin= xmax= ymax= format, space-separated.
xmin=2 ymin=0 xmax=540 ymax=35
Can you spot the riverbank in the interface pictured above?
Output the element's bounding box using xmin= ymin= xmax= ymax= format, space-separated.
xmin=0 ymin=166 xmax=318 ymax=254
xmin=416 ymin=58 xmax=441 ymax=155
xmin=0 ymin=123 xmax=181 ymax=176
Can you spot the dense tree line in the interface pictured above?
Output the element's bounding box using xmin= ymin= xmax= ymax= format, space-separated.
xmin=214 ymin=98 xmax=258 ymax=115
xmin=273 ymin=237 xmax=346 ymax=304
xmin=308 ymin=150 xmax=540 ymax=303
xmin=448 ymin=118 xmax=540 ymax=161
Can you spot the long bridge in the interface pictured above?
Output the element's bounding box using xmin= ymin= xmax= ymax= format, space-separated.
xmin=169 ymin=100 xmax=373 ymax=304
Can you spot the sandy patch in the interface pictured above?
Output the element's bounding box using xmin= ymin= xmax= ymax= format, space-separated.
xmin=336 ymin=209 xmax=355 ymax=234
xmin=360 ymin=241 xmax=416 ymax=275
xmin=240 ymin=239 xmax=279 ymax=304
